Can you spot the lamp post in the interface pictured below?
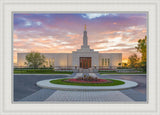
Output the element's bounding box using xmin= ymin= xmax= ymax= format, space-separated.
xmin=75 ymin=65 xmax=77 ymax=69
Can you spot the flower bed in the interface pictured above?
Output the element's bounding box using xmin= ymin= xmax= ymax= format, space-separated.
xmin=50 ymin=78 xmax=125 ymax=86
xmin=65 ymin=78 xmax=112 ymax=83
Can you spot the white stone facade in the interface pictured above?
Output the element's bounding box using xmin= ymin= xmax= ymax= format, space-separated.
xmin=17 ymin=53 xmax=72 ymax=67
xmin=99 ymin=53 xmax=122 ymax=67
xmin=16 ymin=26 xmax=122 ymax=69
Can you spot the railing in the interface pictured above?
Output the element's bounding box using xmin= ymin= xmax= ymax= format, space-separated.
xmin=14 ymin=66 xmax=74 ymax=72
xmin=14 ymin=66 xmax=144 ymax=73
xmin=14 ymin=66 xmax=117 ymax=70
xmin=14 ymin=66 xmax=118 ymax=73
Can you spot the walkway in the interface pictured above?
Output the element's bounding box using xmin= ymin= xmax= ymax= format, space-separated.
xmin=14 ymin=73 xmax=146 ymax=102
xmin=21 ymin=89 xmax=134 ymax=102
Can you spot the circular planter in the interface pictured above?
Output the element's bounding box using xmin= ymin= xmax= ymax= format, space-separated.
xmin=36 ymin=78 xmax=138 ymax=91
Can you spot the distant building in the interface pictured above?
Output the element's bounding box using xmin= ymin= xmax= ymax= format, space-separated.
xmin=17 ymin=25 xmax=122 ymax=71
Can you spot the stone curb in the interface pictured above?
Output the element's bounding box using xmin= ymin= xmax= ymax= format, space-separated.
xmin=36 ymin=78 xmax=138 ymax=91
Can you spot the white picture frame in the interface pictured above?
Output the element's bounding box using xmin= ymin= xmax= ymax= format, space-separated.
xmin=0 ymin=0 xmax=160 ymax=115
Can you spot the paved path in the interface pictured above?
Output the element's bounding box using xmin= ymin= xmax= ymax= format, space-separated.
xmin=14 ymin=74 xmax=69 ymax=101
xmin=14 ymin=73 xmax=146 ymax=102
xmin=97 ymin=74 xmax=147 ymax=94
xmin=46 ymin=90 xmax=134 ymax=102
xmin=20 ymin=89 xmax=56 ymax=101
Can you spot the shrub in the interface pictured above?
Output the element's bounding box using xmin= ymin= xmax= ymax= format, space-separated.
xmin=117 ymin=67 xmax=129 ymax=69
xmin=76 ymin=77 xmax=83 ymax=80
xmin=76 ymin=76 xmax=99 ymax=81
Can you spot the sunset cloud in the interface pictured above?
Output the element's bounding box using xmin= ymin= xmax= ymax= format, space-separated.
xmin=81 ymin=13 xmax=117 ymax=19
xmin=13 ymin=13 xmax=147 ymax=63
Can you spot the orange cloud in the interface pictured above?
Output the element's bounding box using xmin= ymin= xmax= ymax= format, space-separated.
xmin=13 ymin=33 xmax=18 ymax=39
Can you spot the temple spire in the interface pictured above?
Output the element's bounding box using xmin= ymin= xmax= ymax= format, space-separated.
xmin=82 ymin=24 xmax=88 ymax=48
xmin=84 ymin=24 xmax=86 ymax=31
xmin=80 ymin=24 xmax=91 ymax=50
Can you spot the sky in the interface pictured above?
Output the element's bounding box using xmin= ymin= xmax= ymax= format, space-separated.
xmin=13 ymin=13 xmax=147 ymax=63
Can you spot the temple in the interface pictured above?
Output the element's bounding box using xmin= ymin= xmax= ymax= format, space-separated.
xmin=17 ymin=25 xmax=122 ymax=72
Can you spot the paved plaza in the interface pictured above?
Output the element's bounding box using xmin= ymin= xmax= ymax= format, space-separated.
xmin=14 ymin=73 xmax=146 ymax=102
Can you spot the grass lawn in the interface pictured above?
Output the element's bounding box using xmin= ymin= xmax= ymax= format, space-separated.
xmin=50 ymin=78 xmax=125 ymax=86
xmin=99 ymin=72 xmax=146 ymax=74
xmin=14 ymin=70 xmax=73 ymax=74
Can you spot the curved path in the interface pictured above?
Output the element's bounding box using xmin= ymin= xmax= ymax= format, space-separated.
xmin=36 ymin=79 xmax=138 ymax=91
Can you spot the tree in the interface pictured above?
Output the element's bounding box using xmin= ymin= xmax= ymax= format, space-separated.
xmin=128 ymin=54 xmax=140 ymax=68
xmin=135 ymin=36 xmax=147 ymax=62
xmin=24 ymin=52 xmax=45 ymax=68
xmin=135 ymin=36 xmax=147 ymax=71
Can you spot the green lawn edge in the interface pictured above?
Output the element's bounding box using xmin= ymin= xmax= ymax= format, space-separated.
xmin=50 ymin=78 xmax=125 ymax=86
xmin=99 ymin=72 xmax=146 ymax=74
xmin=14 ymin=70 xmax=73 ymax=74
